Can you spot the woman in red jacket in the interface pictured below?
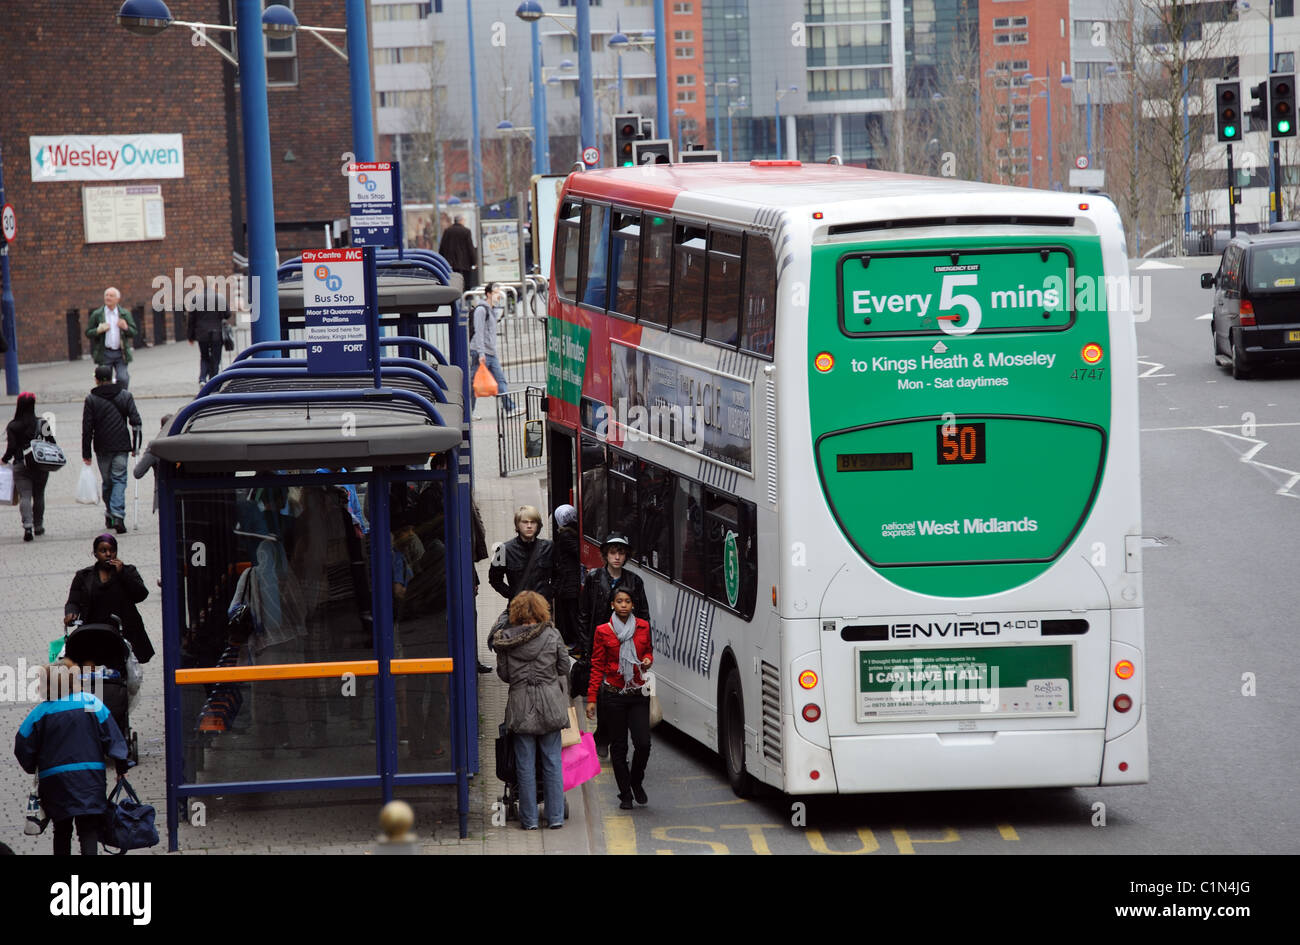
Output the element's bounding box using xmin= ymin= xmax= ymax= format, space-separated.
xmin=586 ymin=588 xmax=653 ymax=809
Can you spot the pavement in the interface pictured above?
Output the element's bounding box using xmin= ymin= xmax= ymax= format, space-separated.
xmin=0 ymin=336 xmax=600 ymax=855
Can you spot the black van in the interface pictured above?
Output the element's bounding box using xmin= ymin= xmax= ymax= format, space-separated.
xmin=1202 ymin=232 xmax=1300 ymax=378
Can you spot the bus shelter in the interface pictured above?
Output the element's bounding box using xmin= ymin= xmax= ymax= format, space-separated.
xmin=154 ymin=265 xmax=476 ymax=851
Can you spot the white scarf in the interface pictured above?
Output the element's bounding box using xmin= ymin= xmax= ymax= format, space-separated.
xmin=611 ymin=612 xmax=639 ymax=688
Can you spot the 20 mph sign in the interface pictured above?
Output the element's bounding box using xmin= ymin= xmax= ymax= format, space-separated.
xmin=582 ymin=146 xmax=601 ymax=167
xmin=2 ymin=204 xmax=15 ymax=243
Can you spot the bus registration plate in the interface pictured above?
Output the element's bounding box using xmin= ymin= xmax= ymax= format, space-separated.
xmin=856 ymin=645 xmax=1074 ymax=722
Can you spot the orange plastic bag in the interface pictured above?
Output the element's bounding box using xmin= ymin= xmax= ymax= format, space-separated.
xmin=473 ymin=360 xmax=499 ymax=398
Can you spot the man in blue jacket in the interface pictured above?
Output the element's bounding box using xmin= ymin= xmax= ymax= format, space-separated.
xmin=15 ymin=666 xmax=129 ymax=855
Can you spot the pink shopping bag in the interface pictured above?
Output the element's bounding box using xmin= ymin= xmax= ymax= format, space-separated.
xmin=562 ymin=732 xmax=601 ymax=792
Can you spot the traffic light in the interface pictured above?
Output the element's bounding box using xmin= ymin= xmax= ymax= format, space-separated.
xmin=1249 ymin=80 xmax=1269 ymax=127
xmin=614 ymin=113 xmax=641 ymax=167
xmin=633 ymin=139 xmax=673 ymax=165
xmin=678 ymin=149 xmax=722 ymax=163
xmin=1216 ymin=81 xmax=1242 ymax=141
xmin=1270 ymin=73 xmax=1296 ymax=138
xmin=639 ymin=118 xmax=655 ymax=139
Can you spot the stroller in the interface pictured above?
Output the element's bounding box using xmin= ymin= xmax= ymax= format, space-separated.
xmin=59 ymin=617 xmax=141 ymax=765
xmin=495 ymin=725 xmax=571 ymax=823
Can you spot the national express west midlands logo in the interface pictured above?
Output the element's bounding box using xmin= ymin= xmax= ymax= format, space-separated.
xmin=314 ymin=265 xmax=344 ymax=292
xmin=355 ymin=172 xmax=378 ymax=193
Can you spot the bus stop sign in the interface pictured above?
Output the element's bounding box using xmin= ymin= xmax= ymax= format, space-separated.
xmin=303 ymin=248 xmax=369 ymax=373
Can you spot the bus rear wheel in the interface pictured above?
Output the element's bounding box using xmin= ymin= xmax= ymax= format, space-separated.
xmin=720 ymin=669 xmax=755 ymax=798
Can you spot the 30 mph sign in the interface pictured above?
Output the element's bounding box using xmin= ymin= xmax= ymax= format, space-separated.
xmin=2 ymin=203 xmax=15 ymax=243
xmin=582 ymin=146 xmax=601 ymax=167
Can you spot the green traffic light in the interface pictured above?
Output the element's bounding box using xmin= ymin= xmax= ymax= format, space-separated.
xmin=1225 ymin=124 xmax=1236 ymax=137
xmin=1279 ymin=120 xmax=1293 ymax=134
xmin=622 ymin=160 xmax=634 ymax=167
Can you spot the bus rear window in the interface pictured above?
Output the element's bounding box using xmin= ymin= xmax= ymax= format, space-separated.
xmin=838 ymin=246 xmax=1076 ymax=336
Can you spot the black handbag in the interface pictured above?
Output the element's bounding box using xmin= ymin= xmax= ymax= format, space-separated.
xmin=102 ymin=777 xmax=159 ymax=854
xmin=221 ymin=322 xmax=235 ymax=352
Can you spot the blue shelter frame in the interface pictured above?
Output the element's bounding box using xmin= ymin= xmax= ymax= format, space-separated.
xmin=154 ymin=260 xmax=478 ymax=851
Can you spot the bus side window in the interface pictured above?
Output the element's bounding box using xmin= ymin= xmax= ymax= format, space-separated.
xmin=607 ymin=451 xmax=639 ymax=548
xmin=610 ymin=210 xmax=641 ymax=319
xmin=741 ymin=233 xmax=776 ymax=359
xmin=555 ymin=200 xmax=583 ymax=301
xmin=673 ymin=477 xmax=707 ymax=592
xmin=672 ymin=222 xmax=707 ymax=339
xmin=581 ymin=204 xmax=611 ymax=309
xmin=639 ymin=214 xmax=674 ymax=330
xmin=705 ymin=228 xmax=743 ymax=346
xmin=580 ymin=436 xmax=608 ymax=544
xmin=637 ymin=461 xmax=674 ymax=575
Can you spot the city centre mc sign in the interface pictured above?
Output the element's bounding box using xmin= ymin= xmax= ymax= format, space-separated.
xmin=29 ymin=134 xmax=185 ymax=182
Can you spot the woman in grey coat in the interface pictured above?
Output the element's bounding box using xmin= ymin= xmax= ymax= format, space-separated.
xmin=494 ymin=590 xmax=572 ymax=830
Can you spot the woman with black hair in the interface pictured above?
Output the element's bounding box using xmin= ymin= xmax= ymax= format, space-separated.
xmin=3 ymin=392 xmax=50 ymax=542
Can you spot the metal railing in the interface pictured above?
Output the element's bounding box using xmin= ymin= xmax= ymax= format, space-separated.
xmin=497 ymin=385 xmax=547 ymax=477
xmin=1154 ymin=209 xmax=1219 ymax=257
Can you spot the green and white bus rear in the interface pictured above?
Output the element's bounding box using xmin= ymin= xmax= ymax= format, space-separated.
xmin=548 ymin=163 xmax=1147 ymax=797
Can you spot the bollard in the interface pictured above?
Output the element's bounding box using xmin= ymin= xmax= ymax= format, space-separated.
xmin=373 ymin=800 xmax=418 ymax=854
xmin=154 ymin=307 xmax=169 ymax=344
xmin=66 ymin=308 xmax=81 ymax=361
xmin=133 ymin=303 xmax=149 ymax=348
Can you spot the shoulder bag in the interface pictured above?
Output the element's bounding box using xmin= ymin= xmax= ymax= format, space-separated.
xmin=24 ymin=420 xmax=66 ymax=472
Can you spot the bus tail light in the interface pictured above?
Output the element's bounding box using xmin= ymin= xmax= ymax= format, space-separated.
xmin=802 ymin=703 xmax=821 ymax=722
xmin=798 ymin=670 xmax=818 ymax=690
xmin=1114 ymin=659 xmax=1135 ymax=680
xmin=1081 ymin=343 xmax=1104 ymax=364
xmin=809 ymin=769 xmax=820 ymax=780
xmin=1113 ymin=694 xmax=1133 ymax=713
xmin=1239 ymin=299 xmax=1256 ymax=326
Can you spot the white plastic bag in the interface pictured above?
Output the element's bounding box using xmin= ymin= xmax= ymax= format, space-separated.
xmin=0 ymin=464 xmax=14 ymax=505
xmin=76 ymin=464 xmax=99 ymax=504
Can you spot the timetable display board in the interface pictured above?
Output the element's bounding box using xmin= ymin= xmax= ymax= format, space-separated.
xmin=82 ymin=185 xmax=165 ymax=243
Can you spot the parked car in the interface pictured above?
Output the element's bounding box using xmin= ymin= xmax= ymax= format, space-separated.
xmin=1201 ymin=232 xmax=1300 ymax=378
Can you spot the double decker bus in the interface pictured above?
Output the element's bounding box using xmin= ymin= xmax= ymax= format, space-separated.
xmin=545 ymin=161 xmax=1147 ymax=796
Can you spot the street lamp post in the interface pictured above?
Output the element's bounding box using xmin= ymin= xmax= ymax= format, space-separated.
xmin=1238 ymin=0 xmax=1278 ymax=222
xmin=517 ymin=2 xmax=595 ymax=161
xmin=727 ymin=97 xmax=748 ymax=161
xmin=713 ymin=77 xmax=738 ymax=152
xmin=466 ymin=0 xmax=484 ymax=205
xmin=775 ymin=83 xmax=797 ymax=159
xmin=1022 ymin=71 xmax=1056 ymax=189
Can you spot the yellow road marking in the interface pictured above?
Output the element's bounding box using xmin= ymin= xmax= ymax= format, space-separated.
xmin=997 ymin=823 xmax=1020 ymax=841
xmin=891 ymin=826 xmax=960 ymax=855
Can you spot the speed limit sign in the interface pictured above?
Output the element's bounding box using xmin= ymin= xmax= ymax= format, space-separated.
xmin=1075 ymin=155 xmax=1090 ymax=170
xmin=582 ymin=146 xmax=601 ymax=167
xmin=2 ymin=203 xmax=15 ymax=243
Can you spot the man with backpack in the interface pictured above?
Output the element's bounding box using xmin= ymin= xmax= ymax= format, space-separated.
xmin=81 ymin=364 xmax=142 ymax=534
xmin=470 ymin=283 xmax=517 ymax=420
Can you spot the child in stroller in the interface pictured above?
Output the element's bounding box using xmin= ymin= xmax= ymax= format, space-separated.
xmin=58 ymin=617 xmax=141 ymax=765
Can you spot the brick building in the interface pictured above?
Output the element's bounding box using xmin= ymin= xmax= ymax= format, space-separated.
xmin=0 ymin=1 xmax=354 ymax=366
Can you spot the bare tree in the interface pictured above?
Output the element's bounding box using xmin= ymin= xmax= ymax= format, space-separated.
xmin=1131 ymin=1 xmax=1235 ymax=225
